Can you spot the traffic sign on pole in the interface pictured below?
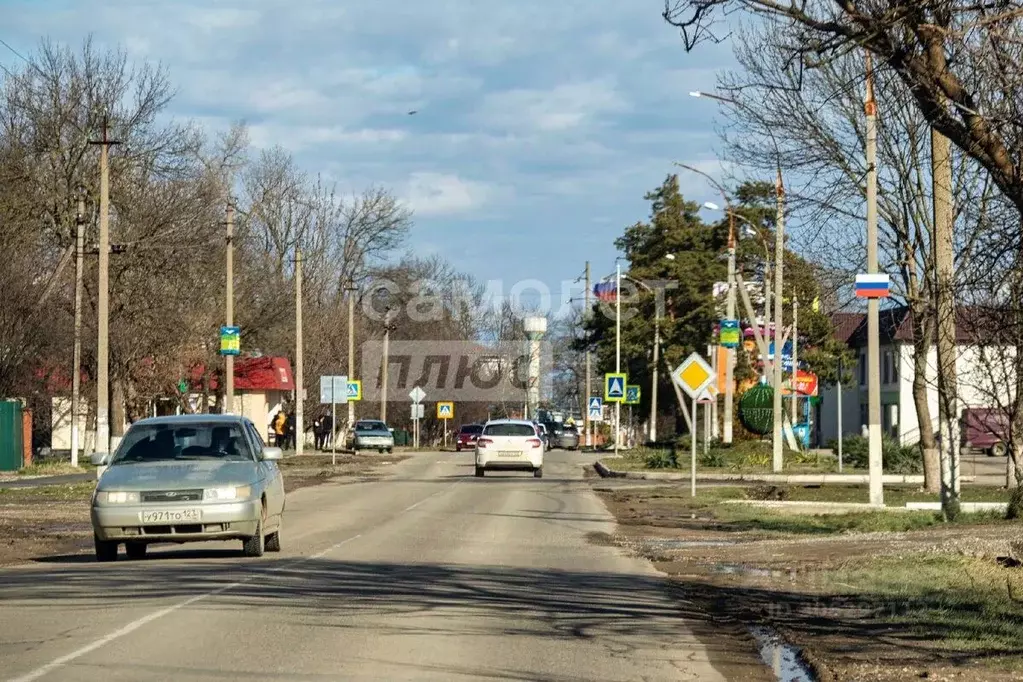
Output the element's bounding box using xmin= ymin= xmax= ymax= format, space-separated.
xmin=587 ymin=396 xmax=602 ymax=421
xmin=625 ymin=385 xmax=640 ymax=405
xmin=671 ymin=353 xmax=714 ymax=399
xmin=437 ymin=402 xmax=454 ymax=419
xmin=604 ymin=373 xmax=626 ymax=402
xmin=409 ymin=386 xmax=426 ymax=403
xmin=347 ymin=380 xmax=362 ymax=401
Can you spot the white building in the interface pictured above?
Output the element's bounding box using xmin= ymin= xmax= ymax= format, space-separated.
xmin=817 ymin=307 xmax=1006 ymax=447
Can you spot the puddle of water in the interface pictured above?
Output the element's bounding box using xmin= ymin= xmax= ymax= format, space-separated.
xmin=712 ymin=563 xmax=803 ymax=580
xmin=748 ymin=624 xmax=817 ymax=681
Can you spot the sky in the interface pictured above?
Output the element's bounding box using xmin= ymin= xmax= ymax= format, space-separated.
xmin=1 ymin=0 xmax=739 ymax=316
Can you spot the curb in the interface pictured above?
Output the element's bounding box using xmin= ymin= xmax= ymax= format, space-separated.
xmin=593 ymin=460 xmax=977 ymax=485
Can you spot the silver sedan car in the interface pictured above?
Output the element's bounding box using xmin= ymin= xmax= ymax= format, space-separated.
xmin=90 ymin=414 xmax=286 ymax=561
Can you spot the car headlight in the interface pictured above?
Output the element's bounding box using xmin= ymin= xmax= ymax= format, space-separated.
xmin=95 ymin=490 xmax=140 ymax=504
xmin=203 ymin=485 xmax=252 ymax=501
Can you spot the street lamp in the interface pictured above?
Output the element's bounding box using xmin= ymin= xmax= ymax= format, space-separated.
xmin=620 ymin=265 xmax=671 ymax=443
xmin=679 ymin=166 xmax=738 ymax=445
xmin=689 ymin=87 xmax=788 ymax=472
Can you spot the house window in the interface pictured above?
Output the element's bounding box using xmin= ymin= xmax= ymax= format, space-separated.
xmin=882 ymin=351 xmax=891 ymax=384
xmin=859 ymin=351 xmax=867 ymax=387
xmin=892 ymin=350 xmax=899 ymax=383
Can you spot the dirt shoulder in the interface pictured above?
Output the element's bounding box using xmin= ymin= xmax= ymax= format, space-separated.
xmin=592 ymin=482 xmax=1023 ymax=682
xmin=0 ymin=453 xmax=409 ymax=567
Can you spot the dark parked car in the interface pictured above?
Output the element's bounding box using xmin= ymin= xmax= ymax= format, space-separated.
xmin=455 ymin=424 xmax=484 ymax=451
xmin=550 ymin=422 xmax=580 ymax=450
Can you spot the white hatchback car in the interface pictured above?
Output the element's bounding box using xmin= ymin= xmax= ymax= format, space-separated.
xmin=474 ymin=419 xmax=544 ymax=478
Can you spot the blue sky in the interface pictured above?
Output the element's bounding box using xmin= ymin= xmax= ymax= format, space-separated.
xmin=2 ymin=0 xmax=739 ymax=314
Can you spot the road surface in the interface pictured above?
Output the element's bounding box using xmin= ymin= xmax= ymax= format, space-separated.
xmin=0 ymin=451 xmax=771 ymax=681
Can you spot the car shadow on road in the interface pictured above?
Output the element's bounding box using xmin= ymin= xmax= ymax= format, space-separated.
xmin=0 ymin=557 xmax=771 ymax=680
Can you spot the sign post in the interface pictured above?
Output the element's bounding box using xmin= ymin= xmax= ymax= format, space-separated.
xmin=437 ymin=402 xmax=454 ymax=448
xmin=409 ymin=386 xmax=426 ymax=449
xmin=319 ymin=375 xmax=348 ymax=465
xmin=671 ymin=353 xmax=715 ymax=497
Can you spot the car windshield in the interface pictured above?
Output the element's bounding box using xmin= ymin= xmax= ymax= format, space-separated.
xmin=460 ymin=425 xmax=483 ymax=434
xmin=563 ymin=425 xmax=578 ymax=433
xmin=110 ymin=422 xmax=253 ymax=464
xmin=356 ymin=421 xmax=388 ymax=432
xmin=483 ymin=423 xmax=537 ymax=437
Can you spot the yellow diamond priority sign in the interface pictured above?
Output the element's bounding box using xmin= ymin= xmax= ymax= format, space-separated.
xmin=672 ymin=352 xmax=714 ymax=399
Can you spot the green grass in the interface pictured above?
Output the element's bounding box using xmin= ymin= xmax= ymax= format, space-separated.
xmin=17 ymin=461 xmax=94 ymax=477
xmin=825 ymin=555 xmax=1023 ymax=656
xmin=0 ymin=482 xmax=95 ymax=502
xmin=603 ymin=485 xmax=1014 ymax=535
xmin=605 ymin=442 xmax=866 ymax=474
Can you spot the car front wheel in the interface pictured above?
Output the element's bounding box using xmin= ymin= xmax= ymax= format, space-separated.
xmin=95 ymin=535 xmax=118 ymax=562
xmin=243 ymin=517 xmax=265 ymax=557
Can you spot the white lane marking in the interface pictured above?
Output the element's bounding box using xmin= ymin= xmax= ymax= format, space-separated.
xmin=8 ymin=532 xmax=365 ymax=682
xmin=403 ymin=482 xmax=459 ymax=512
xmin=310 ymin=533 xmax=361 ymax=560
xmin=8 ymin=580 xmax=244 ymax=682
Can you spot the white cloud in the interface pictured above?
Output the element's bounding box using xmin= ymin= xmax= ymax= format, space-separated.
xmin=474 ymin=80 xmax=627 ymax=133
xmin=404 ymin=173 xmax=495 ymax=217
xmin=247 ymin=124 xmax=408 ymax=151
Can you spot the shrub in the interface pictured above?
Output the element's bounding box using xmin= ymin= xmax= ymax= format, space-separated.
xmin=826 ymin=435 xmax=923 ymax=474
xmin=699 ymin=450 xmax=727 ymax=467
xmin=645 ymin=449 xmax=679 ymax=469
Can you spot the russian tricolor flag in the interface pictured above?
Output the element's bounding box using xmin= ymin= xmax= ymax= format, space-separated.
xmin=593 ymin=281 xmax=617 ymax=303
xmin=855 ymin=273 xmax=890 ymax=298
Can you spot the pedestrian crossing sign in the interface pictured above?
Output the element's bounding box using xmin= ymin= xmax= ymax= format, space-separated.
xmin=347 ymin=380 xmax=362 ymax=401
xmin=625 ymin=385 xmax=640 ymax=405
xmin=437 ymin=401 xmax=454 ymax=419
xmin=604 ymin=373 xmax=627 ymax=402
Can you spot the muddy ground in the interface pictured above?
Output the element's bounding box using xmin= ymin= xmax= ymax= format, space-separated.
xmin=0 ymin=453 xmax=408 ymax=567
xmin=593 ymin=482 xmax=1023 ymax=682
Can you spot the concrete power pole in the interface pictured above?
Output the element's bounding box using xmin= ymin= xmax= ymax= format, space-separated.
xmin=225 ymin=204 xmax=235 ymax=415
xmin=295 ymin=250 xmax=304 ymax=455
xmin=89 ymin=119 xmax=119 ymax=455
xmin=865 ymin=52 xmax=884 ymax=506
xmin=772 ymin=166 xmax=785 ymax=472
xmin=791 ymin=295 xmax=799 ymax=424
xmin=347 ymin=282 xmax=356 ymax=436
xmin=584 ymin=261 xmax=592 ymax=448
xmin=724 ymin=210 xmax=737 ymax=444
xmin=70 ymin=193 xmax=86 ymax=466
xmin=932 ymin=109 xmax=960 ymax=518
xmin=380 ymin=309 xmax=394 ymax=422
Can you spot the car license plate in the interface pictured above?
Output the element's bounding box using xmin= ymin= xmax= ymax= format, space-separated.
xmin=140 ymin=508 xmax=202 ymax=524
xmin=498 ymin=450 xmax=521 ymax=457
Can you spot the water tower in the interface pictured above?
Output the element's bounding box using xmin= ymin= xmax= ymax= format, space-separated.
xmin=523 ymin=316 xmax=547 ymax=420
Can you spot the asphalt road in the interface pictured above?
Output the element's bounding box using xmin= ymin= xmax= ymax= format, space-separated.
xmin=0 ymin=451 xmax=771 ymax=682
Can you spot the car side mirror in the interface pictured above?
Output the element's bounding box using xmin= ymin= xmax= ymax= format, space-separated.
xmin=261 ymin=447 xmax=283 ymax=461
xmin=90 ymin=452 xmax=110 ymax=466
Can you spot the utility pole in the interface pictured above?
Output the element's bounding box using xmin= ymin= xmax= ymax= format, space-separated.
xmin=724 ymin=209 xmax=737 ymax=444
xmin=381 ymin=308 xmax=394 ymax=422
xmin=865 ymin=52 xmax=884 ymax=506
xmin=650 ymin=312 xmax=660 ymax=442
xmin=932 ymin=99 xmax=960 ymax=518
xmin=295 ymin=250 xmax=304 ymax=455
xmin=70 ymin=192 xmax=86 ymax=466
xmin=791 ymin=295 xmax=799 ymax=424
xmin=615 ymin=262 xmax=622 ymax=457
xmin=347 ymin=281 xmax=356 ymax=440
xmin=584 ymin=261 xmax=592 ymax=448
xmin=89 ymin=118 xmax=119 ymax=455
xmin=772 ymin=166 xmax=785 ymax=472
xmin=225 ymin=204 xmax=235 ymax=415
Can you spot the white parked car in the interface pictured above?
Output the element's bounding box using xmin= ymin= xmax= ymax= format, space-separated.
xmin=474 ymin=419 xmax=544 ymax=478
